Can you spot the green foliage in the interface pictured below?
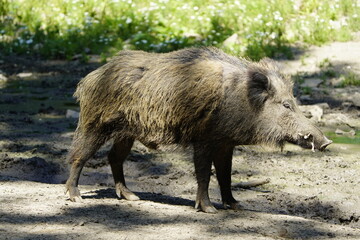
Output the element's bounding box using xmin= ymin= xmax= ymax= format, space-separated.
xmin=326 ymin=131 xmax=360 ymax=144
xmin=318 ymin=58 xmax=332 ymax=69
xmin=301 ymin=86 xmax=313 ymax=95
xmin=292 ymin=73 xmax=305 ymax=85
xmin=318 ymin=58 xmax=337 ymax=79
xmin=338 ymin=72 xmax=360 ymax=87
xmin=1 ymin=0 xmax=360 ymax=60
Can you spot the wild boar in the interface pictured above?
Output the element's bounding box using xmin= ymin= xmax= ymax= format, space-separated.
xmin=65 ymin=47 xmax=332 ymax=213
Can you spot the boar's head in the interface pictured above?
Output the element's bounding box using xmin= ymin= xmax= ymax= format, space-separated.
xmin=246 ymin=58 xmax=332 ymax=151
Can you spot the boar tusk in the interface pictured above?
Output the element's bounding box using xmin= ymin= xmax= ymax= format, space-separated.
xmin=304 ymin=133 xmax=311 ymax=140
xmin=311 ymin=142 xmax=315 ymax=152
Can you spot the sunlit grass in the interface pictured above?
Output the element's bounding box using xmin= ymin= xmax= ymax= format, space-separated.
xmin=339 ymin=72 xmax=360 ymax=87
xmin=1 ymin=0 xmax=359 ymax=60
xmin=326 ymin=131 xmax=360 ymax=144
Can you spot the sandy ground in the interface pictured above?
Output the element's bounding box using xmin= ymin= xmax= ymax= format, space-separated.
xmin=1 ymin=40 xmax=360 ymax=240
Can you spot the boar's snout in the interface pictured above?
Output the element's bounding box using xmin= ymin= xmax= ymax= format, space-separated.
xmin=319 ymin=136 xmax=332 ymax=151
xmin=296 ymin=132 xmax=332 ymax=152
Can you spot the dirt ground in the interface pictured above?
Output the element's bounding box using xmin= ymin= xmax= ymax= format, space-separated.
xmin=1 ymin=40 xmax=360 ymax=240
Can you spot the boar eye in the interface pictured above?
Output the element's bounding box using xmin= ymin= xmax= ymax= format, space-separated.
xmin=283 ymin=101 xmax=291 ymax=109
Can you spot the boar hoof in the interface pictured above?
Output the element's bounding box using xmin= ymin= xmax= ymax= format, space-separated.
xmin=116 ymin=186 xmax=140 ymax=201
xmin=195 ymin=201 xmax=218 ymax=214
xmin=202 ymin=205 xmax=218 ymax=214
xmin=66 ymin=187 xmax=82 ymax=202
xmin=224 ymin=201 xmax=243 ymax=211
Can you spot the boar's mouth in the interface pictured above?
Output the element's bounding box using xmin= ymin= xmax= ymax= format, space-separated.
xmin=289 ymin=133 xmax=332 ymax=152
xmin=319 ymin=139 xmax=333 ymax=151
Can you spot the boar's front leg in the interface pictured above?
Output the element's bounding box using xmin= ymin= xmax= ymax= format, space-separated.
xmin=108 ymin=137 xmax=139 ymax=201
xmin=212 ymin=144 xmax=241 ymax=210
xmin=193 ymin=142 xmax=240 ymax=213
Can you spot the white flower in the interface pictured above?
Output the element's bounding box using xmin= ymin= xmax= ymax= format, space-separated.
xmin=340 ymin=18 xmax=348 ymax=26
xmin=126 ymin=17 xmax=132 ymax=24
xmin=329 ymin=20 xmax=341 ymax=29
xmin=273 ymin=11 xmax=283 ymax=21
xmin=269 ymin=32 xmax=277 ymax=39
xmin=255 ymin=31 xmax=265 ymax=37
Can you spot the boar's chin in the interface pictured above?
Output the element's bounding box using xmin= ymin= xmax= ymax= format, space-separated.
xmin=287 ymin=133 xmax=332 ymax=152
xmin=296 ymin=139 xmax=314 ymax=150
xmin=286 ymin=135 xmax=315 ymax=151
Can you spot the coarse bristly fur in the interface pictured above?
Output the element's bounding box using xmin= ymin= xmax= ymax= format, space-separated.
xmin=69 ymin=46 xmax=328 ymax=158
xmin=66 ymin=47 xmax=331 ymax=213
xmin=74 ymin=48 xmax=284 ymax=145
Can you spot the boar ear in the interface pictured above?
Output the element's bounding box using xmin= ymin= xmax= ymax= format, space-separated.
xmin=247 ymin=70 xmax=274 ymax=107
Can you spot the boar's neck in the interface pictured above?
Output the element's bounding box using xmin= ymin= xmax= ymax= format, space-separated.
xmin=209 ymin=96 xmax=259 ymax=145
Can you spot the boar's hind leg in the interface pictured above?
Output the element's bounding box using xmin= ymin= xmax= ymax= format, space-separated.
xmin=193 ymin=143 xmax=218 ymax=213
xmin=108 ymin=137 xmax=139 ymax=201
xmin=66 ymin=133 xmax=106 ymax=201
xmin=213 ymin=145 xmax=241 ymax=210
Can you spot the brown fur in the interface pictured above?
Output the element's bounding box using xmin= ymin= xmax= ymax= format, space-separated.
xmin=74 ymin=48 xmax=229 ymax=146
xmin=71 ymin=48 xmax=296 ymax=147
xmin=66 ymin=47 xmax=330 ymax=213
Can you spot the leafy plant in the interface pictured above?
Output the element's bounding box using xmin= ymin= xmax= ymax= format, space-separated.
xmin=0 ymin=0 xmax=359 ymax=60
xmin=338 ymin=72 xmax=360 ymax=87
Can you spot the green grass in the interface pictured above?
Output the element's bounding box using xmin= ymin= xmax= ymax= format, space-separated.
xmin=1 ymin=0 xmax=360 ymax=60
xmin=294 ymin=57 xmax=360 ymax=88
xmin=326 ymin=131 xmax=360 ymax=144
xmin=338 ymin=72 xmax=360 ymax=87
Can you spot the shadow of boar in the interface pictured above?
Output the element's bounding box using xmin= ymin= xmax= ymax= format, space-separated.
xmin=65 ymin=47 xmax=332 ymax=213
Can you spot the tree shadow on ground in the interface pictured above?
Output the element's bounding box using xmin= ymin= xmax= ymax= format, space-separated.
xmin=0 ymin=57 xmax=100 ymax=184
xmin=76 ymin=184 xmax=359 ymax=230
xmin=81 ymin=188 xmax=195 ymax=207
xmin=1 ymin=190 xmax=358 ymax=239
